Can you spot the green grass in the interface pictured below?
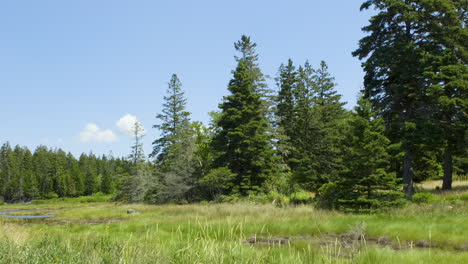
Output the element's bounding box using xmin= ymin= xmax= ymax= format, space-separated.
xmin=1 ymin=192 xmax=468 ymax=263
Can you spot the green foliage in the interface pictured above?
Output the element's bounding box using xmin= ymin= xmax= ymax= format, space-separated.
xmin=43 ymin=192 xmax=59 ymax=199
xmin=316 ymin=182 xmax=341 ymax=210
xmin=317 ymin=99 xmax=405 ymax=213
xmin=275 ymin=60 xmax=347 ymax=191
xmin=199 ymin=167 xmax=236 ymax=200
xmin=149 ymin=74 xmax=199 ymax=203
xmin=290 ymin=190 xmax=314 ymax=205
xmin=354 ymin=0 xmax=468 ymax=196
xmin=212 ymin=35 xmax=278 ymax=195
xmin=412 ymin=193 xmax=439 ymax=204
xmin=0 ymin=142 xmax=131 ymax=203
xmin=32 ymin=194 xmax=112 ymax=204
xmin=151 ymin=74 xmax=191 ymax=165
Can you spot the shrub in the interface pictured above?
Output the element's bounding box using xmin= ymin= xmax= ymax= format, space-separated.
xmin=412 ymin=192 xmax=438 ymax=204
xmin=266 ymin=191 xmax=290 ymax=207
xmin=93 ymin=192 xmax=106 ymax=197
xmin=316 ymin=182 xmax=341 ymax=209
xmin=290 ymin=191 xmax=314 ymax=205
xmin=199 ymin=167 xmax=236 ymax=200
xmin=219 ymin=193 xmax=242 ymax=203
xmin=43 ymin=192 xmax=59 ymax=199
xmin=459 ymin=193 xmax=468 ymax=201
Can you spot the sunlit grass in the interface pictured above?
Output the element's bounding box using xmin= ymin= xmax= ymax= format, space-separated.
xmin=1 ymin=187 xmax=468 ymax=263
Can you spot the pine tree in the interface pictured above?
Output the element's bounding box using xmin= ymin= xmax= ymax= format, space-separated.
xmin=151 ymin=74 xmax=191 ymax=166
xmin=275 ymin=59 xmax=299 ymax=163
xmin=0 ymin=142 xmax=12 ymax=200
xmin=353 ymin=0 xmax=436 ymax=198
xmin=129 ymin=121 xmax=146 ymax=165
xmin=33 ymin=146 xmax=55 ymax=198
xmin=318 ymin=98 xmax=405 ymax=212
xmin=212 ymin=35 xmax=277 ymax=194
xmin=422 ymin=0 xmax=468 ymax=189
xmin=285 ymin=61 xmax=346 ymax=191
xmin=22 ymin=148 xmax=38 ymax=201
xmin=309 ymin=61 xmax=346 ymax=184
xmin=125 ymin=121 xmax=149 ymax=202
xmin=100 ymin=155 xmax=114 ymax=194
xmin=68 ymin=153 xmax=84 ymax=196
xmin=354 ymin=0 xmax=468 ymax=196
xmin=150 ymin=75 xmax=197 ymax=203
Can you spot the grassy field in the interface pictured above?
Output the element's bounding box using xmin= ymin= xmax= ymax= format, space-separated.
xmin=1 ymin=182 xmax=468 ymax=263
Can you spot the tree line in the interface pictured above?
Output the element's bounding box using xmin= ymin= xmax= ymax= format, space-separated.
xmin=0 ymin=0 xmax=466 ymax=212
xmin=0 ymin=144 xmax=133 ymax=202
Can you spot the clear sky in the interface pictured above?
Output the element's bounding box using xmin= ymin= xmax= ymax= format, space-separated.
xmin=0 ymin=0 xmax=373 ymax=158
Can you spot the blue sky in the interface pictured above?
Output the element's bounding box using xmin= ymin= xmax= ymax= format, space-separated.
xmin=0 ymin=0 xmax=373 ymax=158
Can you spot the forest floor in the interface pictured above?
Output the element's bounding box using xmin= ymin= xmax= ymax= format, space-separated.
xmin=1 ymin=181 xmax=468 ymax=263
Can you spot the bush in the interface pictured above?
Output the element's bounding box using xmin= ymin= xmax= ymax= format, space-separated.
xmin=43 ymin=192 xmax=59 ymax=199
xmin=316 ymin=182 xmax=341 ymax=209
xmin=219 ymin=193 xmax=242 ymax=203
xmin=199 ymin=167 xmax=236 ymax=200
xmin=266 ymin=191 xmax=290 ymax=207
xmin=412 ymin=192 xmax=438 ymax=204
xmin=458 ymin=193 xmax=468 ymax=201
xmin=290 ymin=191 xmax=314 ymax=205
xmin=0 ymin=196 xmax=4 ymax=205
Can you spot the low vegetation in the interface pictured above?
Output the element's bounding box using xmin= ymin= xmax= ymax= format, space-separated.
xmin=0 ymin=181 xmax=467 ymax=263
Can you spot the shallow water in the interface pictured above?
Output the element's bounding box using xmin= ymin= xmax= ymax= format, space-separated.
xmin=0 ymin=210 xmax=56 ymax=219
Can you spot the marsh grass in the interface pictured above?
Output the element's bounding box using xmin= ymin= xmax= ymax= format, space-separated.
xmin=1 ymin=194 xmax=468 ymax=263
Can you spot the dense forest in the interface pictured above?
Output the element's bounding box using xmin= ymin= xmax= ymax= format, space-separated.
xmin=0 ymin=0 xmax=466 ymax=212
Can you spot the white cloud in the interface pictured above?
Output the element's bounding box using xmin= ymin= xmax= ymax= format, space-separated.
xmin=79 ymin=123 xmax=117 ymax=143
xmin=116 ymin=114 xmax=146 ymax=136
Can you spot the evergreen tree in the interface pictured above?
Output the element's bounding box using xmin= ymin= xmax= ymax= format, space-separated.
xmin=354 ymin=0 xmax=468 ymax=196
xmin=124 ymin=121 xmax=149 ymax=202
xmin=0 ymin=142 xmax=12 ymax=200
xmin=150 ymin=75 xmax=197 ymax=203
xmin=212 ymin=35 xmax=278 ymax=194
xmin=33 ymin=146 xmax=55 ymax=198
xmin=82 ymin=153 xmax=99 ymax=196
xmin=275 ymin=59 xmax=299 ymax=163
xmin=129 ymin=121 xmax=146 ymax=165
xmin=22 ymin=148 xmax=38 ymax=201
xmin=0 ymin=142 xmax=121 ymax=201
xmin=353 ymin=0 xmax=435 ymax=198
xmin=100 ymin=155 xmax=114 ymax=194
xmin=318 ymin=98 xmax=405 ymax=212
xmin=309 ymin=61 xmax=346 ymax=184
xmin=68 ymin=153 xmax=84 ymax=196
xmin=283 ymin=61 xmax=346 ymax=191
xmin=151 ymin=74 xmax=191 ymax=166
xmin=422 ymin=0 xmax=468 ymax=189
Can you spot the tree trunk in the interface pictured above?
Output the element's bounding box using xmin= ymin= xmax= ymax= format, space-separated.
xmin=442 ymin=145 xmax=453 ymax=190
xmin=402 ymin=149 xmax=414 ymax=199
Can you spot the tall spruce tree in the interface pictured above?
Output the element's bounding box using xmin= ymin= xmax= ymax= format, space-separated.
xmin=318 ymin=98 xmax=405 ymax=212
xmin=422 ymin=0 xmax=468 ymax=189
xmin=309 ymin=61 xmax=346 ymax=184
xmin=125 ymin=121 xmax=149 ymax=202
xmin=150 ymin=74 xmax=197 ymax=203
xmin=353 ymin=0 xmax=436 ymax=198
xmin=275 ymin=59 xmax=299 ymax=163
xmin=354 ymin=0 xmax=468 ymax=196
xmin=212 ymin=35 xmax=277 ymax=194
xmin=282 ymin=61 xmax=346 ymax=191
xmin=151 ymin=74 xmax=191 ymax=167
